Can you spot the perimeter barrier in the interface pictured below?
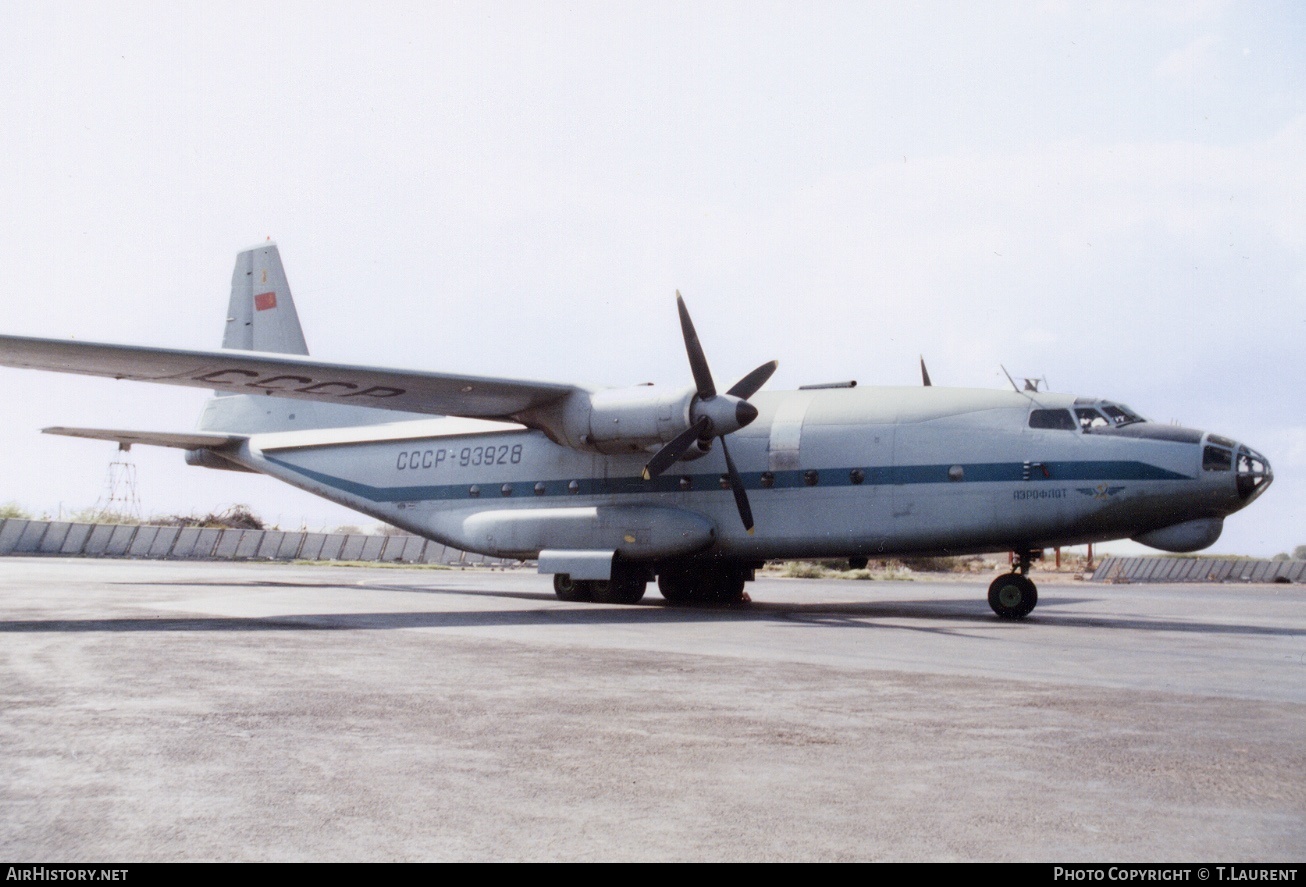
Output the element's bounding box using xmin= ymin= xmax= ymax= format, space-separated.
xmin=0 ymin=518 xmax=520 ymax=567
xmin=0 ymin=518 xmax=1299 ymax=580
xmin=1089 ymin=555 xmax=1303 ymax=584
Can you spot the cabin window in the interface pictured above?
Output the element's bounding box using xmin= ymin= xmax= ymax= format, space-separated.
xmin=1029 ymin=409 xmax=1076 ymax=430
xmin=1203 ymin=446 xmax=1232 ymax=471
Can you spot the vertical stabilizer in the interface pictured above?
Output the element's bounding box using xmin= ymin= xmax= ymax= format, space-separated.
xmin=225 ymin=242 xmax=309 ymax=355
xmin=200 ymin=241 xmax=431 ymax=433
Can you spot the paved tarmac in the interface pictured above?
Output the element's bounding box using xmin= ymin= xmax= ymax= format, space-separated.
xmin=1 ymin=559 xmax=1302 ymax=861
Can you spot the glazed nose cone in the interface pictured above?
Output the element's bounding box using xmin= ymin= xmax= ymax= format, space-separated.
xmin=1234 ymin=444 xmax=1272 ymax=503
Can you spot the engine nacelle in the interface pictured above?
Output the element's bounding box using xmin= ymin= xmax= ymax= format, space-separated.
xmin=582 ymin=386 xmax=697 ymax=454
xmin=521 ymin=384 xmax=757 ymax=458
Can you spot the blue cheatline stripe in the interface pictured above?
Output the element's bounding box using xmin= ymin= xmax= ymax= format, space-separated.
xmin=262 ymin=454 xmax=1191 ymax=505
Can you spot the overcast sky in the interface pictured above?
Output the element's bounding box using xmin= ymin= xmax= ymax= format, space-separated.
xmin=0 ymin=1 xmax=1301 ymax=555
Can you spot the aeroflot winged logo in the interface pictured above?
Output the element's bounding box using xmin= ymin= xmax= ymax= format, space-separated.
xmin=1077 ymin=484 xmax=1126 ymax=500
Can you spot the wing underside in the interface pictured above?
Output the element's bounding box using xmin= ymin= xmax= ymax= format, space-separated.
xmin=0 ymin=335 xmax=582 ymax=421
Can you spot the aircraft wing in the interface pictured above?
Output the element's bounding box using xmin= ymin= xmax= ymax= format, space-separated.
xmin=0 ymin=335 xmax=583 ymax=421
xmin=42 ymin=427 xmax=246 ymax=450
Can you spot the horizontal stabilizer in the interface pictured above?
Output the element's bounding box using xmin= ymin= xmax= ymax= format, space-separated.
xmin=42 ymin=427 xmax=246 ymax=450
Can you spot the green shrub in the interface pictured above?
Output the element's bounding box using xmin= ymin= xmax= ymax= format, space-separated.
xmin=0 ymin=502 xmax=32 ymax=520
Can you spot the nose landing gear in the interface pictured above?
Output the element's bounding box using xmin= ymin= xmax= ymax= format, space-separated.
xmin=989 ymin=550 xmax=1039 ymax=619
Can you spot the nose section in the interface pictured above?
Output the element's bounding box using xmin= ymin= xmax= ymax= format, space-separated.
xmin=1235 ymin=444 xmax=1272 ymax=503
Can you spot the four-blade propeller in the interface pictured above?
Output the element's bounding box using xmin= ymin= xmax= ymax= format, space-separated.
xmin=641 ymin=292 xmax=777 ymax=534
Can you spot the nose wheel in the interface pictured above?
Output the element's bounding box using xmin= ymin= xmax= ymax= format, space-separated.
xmin=988 ymin=572 xmax=1038 ymax=619
xmin=989 ymin=550 xmax=1039 ymax=619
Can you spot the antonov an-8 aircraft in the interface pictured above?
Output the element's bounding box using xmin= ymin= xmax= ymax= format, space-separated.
xmin=0 ymin=244 xmax=1273 ymax=618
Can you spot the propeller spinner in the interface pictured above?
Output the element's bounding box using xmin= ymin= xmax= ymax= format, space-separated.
xmin=641 ymin=293 xmax=777 ymax=534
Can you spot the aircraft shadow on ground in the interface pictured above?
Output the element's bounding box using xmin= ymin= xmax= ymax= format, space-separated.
xmin=3 ymin=581 xmax=1300 ymax=637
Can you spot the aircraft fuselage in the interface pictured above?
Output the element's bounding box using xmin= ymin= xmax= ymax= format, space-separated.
xmin=229 ymin=385 xmax=1265 ymax=566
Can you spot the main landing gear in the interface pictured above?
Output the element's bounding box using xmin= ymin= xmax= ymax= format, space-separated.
xmin=553 ymin=567 xmax=648 ymax=605
xmin=656 ymin=564 xmax=750 ymax=605
xmin=988 ymin=550 xmax=1039 ymax=620
xmin=552 ymin=562 xmax=752 ymax=606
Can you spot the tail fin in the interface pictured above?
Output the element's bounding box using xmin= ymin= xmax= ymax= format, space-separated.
xmin=225 ymin=242 xmax=309 ymax=355
xmin=199 ymin=241 xmax=430 ymax=434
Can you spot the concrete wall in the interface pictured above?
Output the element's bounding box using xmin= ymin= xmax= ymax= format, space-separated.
xmin=0 ymin=518 xmax=521 ymax=568
xmin=1090 ymin=555 xmax=1304 ymax=584
xmin=1 ymin=517 xmax=1296 ymax=581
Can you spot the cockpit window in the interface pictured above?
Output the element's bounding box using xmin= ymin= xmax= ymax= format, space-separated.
xmin=1203 ymin=445 xmax=1232 ymax=471
xmin=1077 ymin=402 xmax=1146 ymax=431
xmin=1100 ymin=404 xmax=1144 ymax=426
xmin=1029 ymin=409 xmax=1076 ymax=430
xmin=1075 ymin=408 xmax=1110 ymax=430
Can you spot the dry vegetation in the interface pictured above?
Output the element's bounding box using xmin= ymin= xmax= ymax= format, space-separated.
xmin=152 ymin=505 xmax=267 ymax=530
xmin=768 ymin=551 xmax=1100 ymax=581
xmin=0 ymin=503 xmax=269 ymax=530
